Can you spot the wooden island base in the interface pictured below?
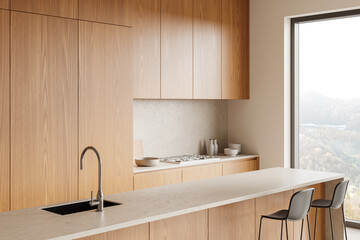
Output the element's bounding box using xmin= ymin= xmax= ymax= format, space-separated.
xmin=77 ymin=179 xmax=344 ymax=240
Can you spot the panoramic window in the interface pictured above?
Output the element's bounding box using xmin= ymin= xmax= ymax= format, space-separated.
xmin=292 ymin=12 xmax=360 ymax=223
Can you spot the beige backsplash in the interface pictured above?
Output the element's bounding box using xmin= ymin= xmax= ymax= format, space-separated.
xmin=134 ymin=100 xmax=228 ymax=158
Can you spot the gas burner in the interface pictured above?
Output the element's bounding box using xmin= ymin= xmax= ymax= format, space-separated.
xmin=160 ymin=155 xmax=220 ymax=164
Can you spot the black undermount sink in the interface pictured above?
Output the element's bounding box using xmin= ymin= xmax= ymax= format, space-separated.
xmin=42 ymin=200 xmax=121 ymax=215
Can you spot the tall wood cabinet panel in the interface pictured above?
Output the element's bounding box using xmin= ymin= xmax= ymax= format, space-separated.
xmin=209 ymin=199 xmax=255 ymax=240
xmin=161 ymin=0 xmax=192 ymax=99
xmin=0 ymin=10 xmax=9 ymax=212
xmin=133 ymin=0 xmax=160 ymax=99
xmin=193 ymin=0 xmax=222 ymax=99
xmin=11 ymin=0 xmax=78 ymax=18
xmin=76 ymin=223 xmax=149 ymax=240
xmin=150 ymin=210 xmax=208 ymax=240
xmin=79 ymin=21 xmax=134 ymax=199
xmin=222 ymin=0 xmax=249 ymax=99
xmin=11 ymin=12 xmax=78 ymax=210
xmin=79 ymin=0 xmax=133 ymax=26
xmin=0 ymin=0 xmax=9 ymax=9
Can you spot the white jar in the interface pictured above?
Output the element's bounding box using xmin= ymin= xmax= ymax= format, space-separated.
xmin=213 ymin=139 xmax=218 ymax=155
xmin=207 ymin=139 xmax=214 ymax=156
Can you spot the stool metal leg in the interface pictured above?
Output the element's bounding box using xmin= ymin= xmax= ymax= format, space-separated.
xmin=342 ymin=205 xmax=348 ymax=240
xmin=307 ymin=214 xmax=311 ymax=240
xmin=300 ymin=218 xmax=304 ymax=240
xmin=329 ymin=208 xmax=334 ymax=240
xmin=313 ymin=208 xmax=317 ymax=240
xmin=281 ymin=220 xmax=283 ymax=240
xmin=285 ymin=220 xmax=289 ymax=240
xmin=258 ymin=217 xmax=263 ymax=240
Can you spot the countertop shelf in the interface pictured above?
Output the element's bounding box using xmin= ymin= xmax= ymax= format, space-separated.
xmin=0 ymin=168 xmax=343 ymax=240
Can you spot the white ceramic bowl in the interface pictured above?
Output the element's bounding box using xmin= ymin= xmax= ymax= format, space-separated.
xmin=228 ymin=143 xmax=241 ymax=153
xmin=224 ymin=148 xmax=239 ymax=156
xmin=135 ymin=157 xmax=160 ymax=167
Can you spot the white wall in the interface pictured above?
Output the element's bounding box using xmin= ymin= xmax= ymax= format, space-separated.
xmin=228 ymin=0 xmax=360 ymax=169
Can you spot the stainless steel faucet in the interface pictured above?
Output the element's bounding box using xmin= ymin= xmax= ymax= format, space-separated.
xmin=80 ymin=146 xmax=104 ymax=212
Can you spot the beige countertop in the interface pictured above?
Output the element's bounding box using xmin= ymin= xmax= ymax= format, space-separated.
xmin=0 ymin=168 xmax=343 ymax=240
xmin=133 ymin=154 xmax=259 ymax=173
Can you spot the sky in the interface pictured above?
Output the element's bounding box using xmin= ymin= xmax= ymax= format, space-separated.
xmin=298 ymin=15 xmax=360 ymax=100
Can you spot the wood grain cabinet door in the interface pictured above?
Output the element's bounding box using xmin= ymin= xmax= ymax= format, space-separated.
xmin=11 ymin=0 xmax=78 ymax=18
xmin=182 ymin=164 xmax=222 ymax=183
xmin=79 ymin=21 xmax=134 ymax=199
xmin=0 ymin=9 xmax=9 ymax=212
xmin=133 ymin=169 xmax=181 ymax=190
xmin=150 ymin=210 xmax=208 ymax=240
xmin=133 ymin=0 xmax=161 ymax=99
xmin=222 ymin=0 xmax=249 ymax=99
xmin=79 ymin=0 xmax=133 ymax=26
xmin=222 ymin=159 xmax=258 ymax=176
xmin=0 ymin=0 xmax=9 ymax=9
xmin=160 ymin=0 xmax=193 ymax=99
xmin=193 ymin=0 xmax=222 ymax=99
xmin=11 ymin=12 xmax=78 ymax=210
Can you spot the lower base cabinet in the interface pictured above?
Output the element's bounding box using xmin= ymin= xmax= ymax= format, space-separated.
xmin=150 ymin=210 xmax=208 ymax=240
xmin=76 ymin=223 xmax=149 ymax=240
xmin=209 ymin=199 xmax=255 ymax=240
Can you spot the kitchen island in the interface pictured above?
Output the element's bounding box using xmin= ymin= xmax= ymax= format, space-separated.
xmin=0 ymin=168 xmax=343 ymax=240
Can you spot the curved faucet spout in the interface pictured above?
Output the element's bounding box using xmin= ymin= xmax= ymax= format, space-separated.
xmin=80 ymin=146 xmax=104 ymax=212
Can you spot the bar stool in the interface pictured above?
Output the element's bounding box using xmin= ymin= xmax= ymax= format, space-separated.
xmin=258 ymin=188 xmax=314 ymax=240
xmin=311 ymin=180 xmax=349 ymax=240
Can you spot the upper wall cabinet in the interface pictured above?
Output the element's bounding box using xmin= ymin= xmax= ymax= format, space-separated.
xmin=11 ymin=0 xmax=78 ymax=18
xmin=161 ymin=0 xmax=193 ymax=99
xmin=79 ymin=0 xmax=133 ymax=26
xmin=193 ymin=0 xmax=222 ymax=99
xmin=0 ymin=0 xmax=9 ymax=9
xmin=133 ymin=0 xmax=160 ymax=99
xmin=11 ymin=12 xmax=78 ymax=210
xmin=0 ymin=9 xmax=10 ymax=212
xmin=222 ymin=0 xmax=249 ymax=99
xmin=79 ymin=21 xmax=134 ymax=199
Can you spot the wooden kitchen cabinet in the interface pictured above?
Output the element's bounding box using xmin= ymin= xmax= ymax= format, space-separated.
xmin=11 ymin=0 xmax=78 ymax=18
xmin=222 ymin=0 xmax=249 ymax=99
xmin=0 ymin=9 xmax=9 ymax=212
xmin=182 ymin=163 xmax=222 ymax=183
xmin=134 ymin=169 xmax=182 ymax=190
xmin=193 ymin=0 xmax=222 ymax=99
xmin=79 ymin=0 xmax=133 ymax=26
xmin=222 ymin=158 xmax=259 ymax=176
xmin=76 ymin=223 xmax=149 ymax=240
xmin=134 ymin=157 xmax=259 ymax=190
xmin=79 ymin=21 xmax=134 ymax=199
xmin=209 ymin=199 xmax=256 ymax=240
xmin=160 ymin=0 xmax=193 ymax=99
xmin=0 ymin=0 xmax=9 ymax=9
xmin=11 ymin=12 xmax=78 ymax=210
xmin=133 ymin=0 xmax=161 ymax=99
xmin=150 ymin=210 xmax=208 ymax=240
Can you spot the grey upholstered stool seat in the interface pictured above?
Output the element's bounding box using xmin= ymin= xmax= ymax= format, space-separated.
xmin=258 ymin=188 xmax=314 ymax=240
xmin=311 ymin=180 xmax=349 ymax=240
xmin=311 ymin=199 xmax=331 ymax=208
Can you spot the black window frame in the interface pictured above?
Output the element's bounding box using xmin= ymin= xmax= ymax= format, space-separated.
xmin=290 ymin=9 xmax=360 ymax=169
